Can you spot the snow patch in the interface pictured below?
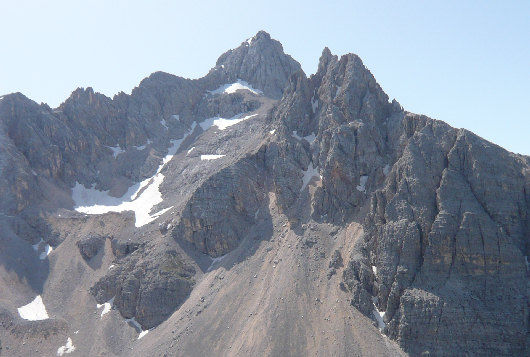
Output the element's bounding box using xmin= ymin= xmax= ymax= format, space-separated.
xmin=209 ymin=80 xmax=262 ymax=95
xmin=187 ymin=147 xmax=195 ymax=154
xmin=383 ymin=164 xmax=390 ymax=176
xmin=18 ymin=295 xmax=49 ymax=321
xmin=208 ymin=253 xmax=228 ymax=272
xmin=107 ymin=145 xmax=125 ymax=158
xmin=40 ymin=244 xmax=53 ymax=260
xmin=57 ymin=337 xmax=75 ymax=356
xmin=160 ymin=119 xmax=169 ymax=130
xmin=372 ymin=297 xmax=386 ymax=331
xmin=32 ymin=239 xmax=53 ymax=260
xmin=301 ymin=162 xmax=320 ymax=191
xmin=73 ymin=123 xmax=196 ymax=227
xmin=32 ymin=239 xmax=43 ymax=251
xmin=269 ymin=129 xmax=276 ymax=135
xmin=151 ymin=206 xmax=173 ymax=219
xmin=200 ymin=113 xmax=258 ymax=131
xmin=356 ymin=175 xmax=368 ymax=192
xmin=134 ymin=139 xmax=152 ymax=151
xmin=372 ymin=265 xmax=377 ymax=275
xmin=292 ymin=131 xmax=316 ymax=144
xmin=311 ymin=96 xmax=319 ymax=113
xmin=96 ymin=297 xmax=114 ymax=318
xmin=201 ymin=155 xmax=225 ymax=160
xmin=126 ymin=318 xmax=149 ymax=339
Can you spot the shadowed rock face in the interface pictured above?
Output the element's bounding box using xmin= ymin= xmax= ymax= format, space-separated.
xmin=0 ymin=31 xmax=528 ymax=357
xmin=77 ymin=234 xmax=106 ymax=261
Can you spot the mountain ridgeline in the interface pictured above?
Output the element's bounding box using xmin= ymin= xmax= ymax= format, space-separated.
xmin=0 ymin=31 xmax=528 ymax=356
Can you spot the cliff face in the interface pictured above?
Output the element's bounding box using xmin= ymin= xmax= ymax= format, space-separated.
xmin=0 ymin=31 xmax=528 ymax=356
xmin=273 ymin=48 xmax=529 ymax=355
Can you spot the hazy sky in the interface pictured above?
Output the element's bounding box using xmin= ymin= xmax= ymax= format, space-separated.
xmin=1 ymin=0 xmax=528 ymax=155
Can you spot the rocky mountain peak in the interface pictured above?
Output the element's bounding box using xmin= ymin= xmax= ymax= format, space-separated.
xmin=317 ymin=46 xmax=336 ymax=75
xmin=213 ymin=30 xmax=301 ymax=98
xmin=249 ymin=29 xmax=272 ymax=42
xmin=60 ymin=87 xmax=113 ymax=113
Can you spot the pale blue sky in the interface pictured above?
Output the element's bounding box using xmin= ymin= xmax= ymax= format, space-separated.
xmin=1 ymin=0 xmax=528 ymax=154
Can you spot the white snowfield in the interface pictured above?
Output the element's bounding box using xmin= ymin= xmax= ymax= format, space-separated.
xmin=356 ymin=175 xmax=368 ymax=192
xmin=372 ymin=297 xmax=386 ymax=331
xmin=40 ymin=244 xmax=53 ymax=260
xmin=126 ymin=318 xmax=149 ymax=339
xmin=292 ymin=131 xmax=316 ymax=144
xmin=201 ymin=155 xmax=225 ymax=160
xmin=57 ymin=337 xmax=76 ymax=355
xmin=107 ymin=145 xmax=125 ymax=158
xmin=311 ymin=96 xmax=319 ymax=113
xmin=207 ymin=253 xmax=228 ymax=272
xmin=134 ymin=139 xmax=152 ymax=151
xmin=96 ymin=296 xmax=114 ymax=318
xmin=72 ymin=123 xmax=196 ymax=227
xmin=301 ymin=162 xmax=321 ymax=191
xmin=209 ymin=79 xmax=263 ymax=95
xmin=32 ymin=239 xmax=53 ymax=260
xmin=18 ymin=295 xmax=49 ymax=321
xmin=199 ymin=113 xmax=258 ymax=131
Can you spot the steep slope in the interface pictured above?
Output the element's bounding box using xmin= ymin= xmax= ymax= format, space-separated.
xmin=0 ymin=31 xmax=528 ymax=357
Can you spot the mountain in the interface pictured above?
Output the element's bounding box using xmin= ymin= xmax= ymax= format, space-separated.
xmin=0 ymin=31 xmax=528 ymax=357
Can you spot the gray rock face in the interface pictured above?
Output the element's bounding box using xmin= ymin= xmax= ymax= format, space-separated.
xmin=268 ymin=45 xmax=529 ymax=355
xmin=111 ymin=238 xmax=142 ymax=258
xmin=77 ymin=234 xmax=105 ymax=260
xmin=338 ymin=110 xmax=529 ymax=355
xmin=173 ymin=156 xmax=267 ymax=257
xmin=213 ymin=31 xmax=302 ymax=99
xmin=91 ymin=245 xmax=195 ymax=329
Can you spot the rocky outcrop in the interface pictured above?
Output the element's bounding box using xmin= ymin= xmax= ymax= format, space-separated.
xmin=111 ymin=238 xmax=142 ymax=258
xmin=91 ymin=245 xmax=195 ymax=329
xmin=173 ymin=155 xmax=267 ymax=257
xmin=76 ymin=234 xmax=106 ymax=260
